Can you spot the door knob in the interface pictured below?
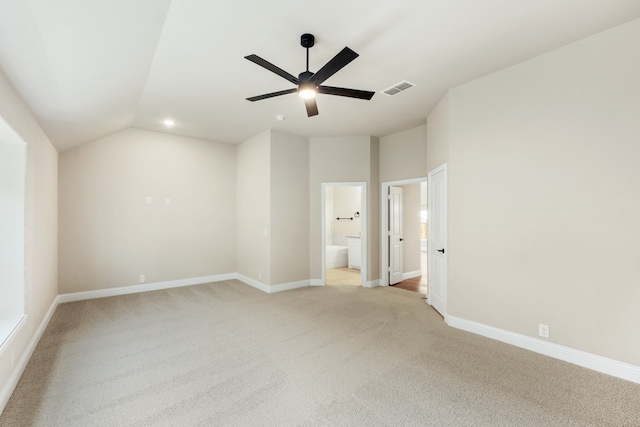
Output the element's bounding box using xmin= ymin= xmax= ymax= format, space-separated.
xmin=437 ymin=248 xmax=445 ymax=253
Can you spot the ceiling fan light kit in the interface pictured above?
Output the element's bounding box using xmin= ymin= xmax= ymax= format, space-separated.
xmin=245 ymin=33 xmax=374 ymax=117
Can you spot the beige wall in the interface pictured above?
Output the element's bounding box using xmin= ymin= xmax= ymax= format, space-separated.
xmin=380 ymin=125 xmax=427 ymax=182
xmin=400 ymin=183 xmax=421 ymax=274
xmin=236 ymin=130 xmax=270 ymax=284
xmin=309 ymin=136 xmax=379 ymax=282
xmin=444 ymin=19 xmax=640 ymax=365
xmin=59 ymin=128 xmax=236 ymax=293
xmin=0 ymin=70 xmax=58 ymax=401
xmin=270 ymin=130 xmax=309 ymax=286
xmin=331 ymin=186 xmax=362 ymax=241
xmin=367 ymin=137 xmax=380 ymax=281
xmin=426 ymin=93 xmax=449 ymax=173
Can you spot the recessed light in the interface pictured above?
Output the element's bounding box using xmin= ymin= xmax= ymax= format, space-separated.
xmin=163 ymin=119 xmax=175 ymax=127
xmin=276 ymin=115 xmax=286 ymax=121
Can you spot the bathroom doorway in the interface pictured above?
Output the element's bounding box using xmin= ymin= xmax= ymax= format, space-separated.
xmin=321 ymin=182 xmax=367 ymax=287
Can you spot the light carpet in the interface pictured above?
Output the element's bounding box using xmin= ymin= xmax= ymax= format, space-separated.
xmin=1 ymin=280 xmax=639 ymax=426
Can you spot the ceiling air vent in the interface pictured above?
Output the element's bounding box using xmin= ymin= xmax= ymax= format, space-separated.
xmin=382 ymin=80 xmax=415 ymax=96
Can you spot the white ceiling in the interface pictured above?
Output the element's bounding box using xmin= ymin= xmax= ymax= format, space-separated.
xmin=1 ymin=0 xmax=639 ymax=152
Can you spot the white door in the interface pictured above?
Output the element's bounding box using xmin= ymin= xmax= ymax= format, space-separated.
xmin=428 ymin=165 xmax=447 ymax=316
xmin=389 ymin=186 xmax=403 ymax=285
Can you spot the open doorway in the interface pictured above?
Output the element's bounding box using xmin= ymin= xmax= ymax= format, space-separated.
xmin=321 ymin=182 xmax=367 ymax=287
xmin=380 ymin=178 xmax=427 ymax=294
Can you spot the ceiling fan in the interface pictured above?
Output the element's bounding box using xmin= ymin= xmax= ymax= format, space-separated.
xmin=245 ymin=33 xmax=375 ymax=117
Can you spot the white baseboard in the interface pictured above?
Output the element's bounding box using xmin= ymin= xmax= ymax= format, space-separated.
xmin=447 ymin=315 xmax=640 ymax=385
xmin=365 ymin=279 xmax=381 ymax=288
xmin=269 ymin=280 xmax=310 ymax=293
xmin=402 ymin=270 xmax=422 ymax=281
xmin=0 ymin=297 xmax=58 ymax=414
xmin=57 ymin=274 xmax=236 ymax=303
xmin=235 ymin=274 xmax=270 ymax=293
xmin=236 ymin=276 xmax=311 ymax=294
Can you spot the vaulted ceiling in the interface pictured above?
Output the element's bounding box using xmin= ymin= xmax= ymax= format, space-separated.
xmin=1 ymin=0 xmax=639 ymax=152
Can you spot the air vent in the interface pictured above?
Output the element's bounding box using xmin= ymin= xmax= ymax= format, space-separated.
xmin=382 ymin=80 xmax=415 ymax=96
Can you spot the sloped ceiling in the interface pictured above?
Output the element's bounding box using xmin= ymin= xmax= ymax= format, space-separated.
xmin=1 ymin=0 xmax=639 ymax=152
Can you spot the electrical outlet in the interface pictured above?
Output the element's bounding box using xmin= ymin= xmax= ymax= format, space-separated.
xmin=539 ymin=324 xmax=550 ymax=338
xmin=140 ymin=275 xmax=145 ymax=283
xmin=146 ymin=197 xmax=152 ymax=205
xmin=165 ymin=198 xmax=171 ymax=206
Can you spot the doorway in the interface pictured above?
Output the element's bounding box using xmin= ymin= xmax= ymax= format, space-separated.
xmin=321 ymin=182 xmax=367 ymax=287
xmin=380 ymin=177 xmax=427 ymax=292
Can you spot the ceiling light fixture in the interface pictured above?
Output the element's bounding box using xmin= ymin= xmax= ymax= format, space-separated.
xmin=298 ymin=83 xmax=316 ymax=99
xmin=276 ymin=114 xmax=286 ymax=121
xmin=163 ymin=119 xmax=175 ymax=126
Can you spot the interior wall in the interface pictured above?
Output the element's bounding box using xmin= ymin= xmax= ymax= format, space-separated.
xmin=379 ymin=124 xmax=427 ymax=182
xmin=270 ymin=130 xmax=309 ymax=286
xmin=324 ymin=187 xmax=334 ymax=245
xmin=331 ymin=186 xmax=362 ymax=245
xmin=58 ymin=128 xmax=236 ymax=293
xmin=446 ymin=18 xmax=640 ymax=365
xmin=368 ymin=137 xmax=380 ymax=282
xmin=236 ymin=130 xmax=270 ymax=284
xmin=309 ymin=136 xmax=375 ymax=281
xmin=0 ymin=69 xmax=58 ymax=403
xmin=400 ymin=183 xmax=421 ymax=274
xmin=426 ymin=93 xmax=449 ymax=173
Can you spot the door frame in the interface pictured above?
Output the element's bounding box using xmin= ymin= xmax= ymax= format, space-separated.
xmin=380 ymin=177 xmax=427 ymax=287
xmin=321 ymin=182 xmax=367 ymax=287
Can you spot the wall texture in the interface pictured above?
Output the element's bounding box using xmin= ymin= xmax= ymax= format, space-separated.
xmin=445 ymin=19 xmax=640 ymax=365
xmin=0 ymin=69 xmax=58 ymax=405
xmin=270 ymin=130 xmax=309 ymax=286
xmin=331 ymin=186 xmax=362 ymax=243
xmin=236 ymin=130 xmax=270 ymax=284
xmin=426 ymin=93 xmax=449 ymax=173
xmin=379 ymin=125 xmax=427 ymax=182
xmin=368 ymin=137 xmax=380 ymax=282
xmin=309 ymin=136 xmax=378 ymax=282
xmin=401 ymin=183 xmax=421 ymax=274
xmin=59 ymin=128 xmax=236 ymax=293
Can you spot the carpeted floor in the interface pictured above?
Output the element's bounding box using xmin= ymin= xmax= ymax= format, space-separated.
xmin=2 ymin=280 xmax=639 ymax=426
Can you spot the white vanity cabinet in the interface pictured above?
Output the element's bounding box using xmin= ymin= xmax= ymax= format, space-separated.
xmin=347 ymin=236 xmax=361 ymax=270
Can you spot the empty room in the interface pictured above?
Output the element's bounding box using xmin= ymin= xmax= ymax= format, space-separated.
xmin=1 ymin=1 xmax=640 ymax=425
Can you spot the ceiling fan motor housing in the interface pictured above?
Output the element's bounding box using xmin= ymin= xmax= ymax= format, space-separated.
xmin=298 ymin=70 xmax=314 ymax=83
xmin=300 ymin=33 xmax=315 ymax=48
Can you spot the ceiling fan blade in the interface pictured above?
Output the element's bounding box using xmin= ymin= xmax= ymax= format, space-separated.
xmin=305 ymin=98 xmax=319 ymax=117
xmin=310 ymin=47 xmax=359 ymax=86
xmin=245 ymin=54 xmax=299 ymax=85
xmin=318 ymin=85 xmax=375 ymax=100
xmin=247 ymin=88 xmax=297 ymax=102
